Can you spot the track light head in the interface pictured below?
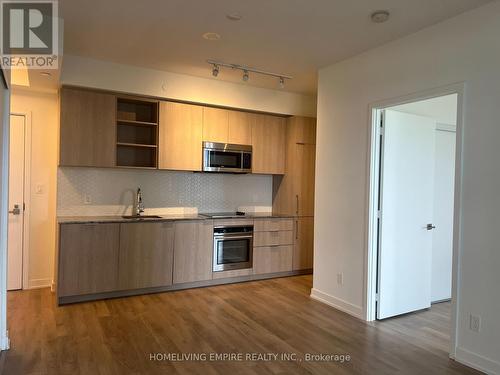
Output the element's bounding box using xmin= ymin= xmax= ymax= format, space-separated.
xmin=212 ymin=64 xmax=219 ymax=77
xmin=279 ymin=77 xmax=285 ymax=89
xmin=242 ymin=70 xmax=249 ymax=82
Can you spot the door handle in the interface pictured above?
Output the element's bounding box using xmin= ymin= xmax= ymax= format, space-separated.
xmin=8 ymin=204 xmax=21 ymax=215
xmin=295 ymin=195 xmax=299 ymax=215
xmin=426 ymin=224 xmax=436 ymax=231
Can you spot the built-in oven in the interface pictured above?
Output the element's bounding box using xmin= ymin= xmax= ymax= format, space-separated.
xmin=213 ymin=225 xmax=253 ymax=272
xmin=203 ymin=142 xmax=252 ymax=173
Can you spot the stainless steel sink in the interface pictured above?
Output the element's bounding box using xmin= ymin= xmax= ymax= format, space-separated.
xmin=122 ymin=215 xmax=162 ymax=219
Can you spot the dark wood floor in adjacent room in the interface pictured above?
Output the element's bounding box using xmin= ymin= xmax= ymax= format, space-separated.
xmin=3 ymin=275 xmax=478 ymax=375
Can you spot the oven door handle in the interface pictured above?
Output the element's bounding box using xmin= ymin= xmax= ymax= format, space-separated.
xmin=214 ymin=234 xmax=253 ymax=240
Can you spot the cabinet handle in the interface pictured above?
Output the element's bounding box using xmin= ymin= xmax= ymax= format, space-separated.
xmin=295 ymin=195 xmax=299 ymax=215
xmin=295 ymin=220 xmax=299 ymax=240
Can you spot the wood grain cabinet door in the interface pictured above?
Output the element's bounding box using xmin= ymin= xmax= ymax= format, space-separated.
xmin=58 ymin=223 xmax=120 ymax=297
xmin=293 ymin=144 xmax=316 ymax=216
xmin=118 ymin=222 xmax=174 ymax=290
xmin=158 ymin=101 xmax=203 ymax=171
xmin=59 ymin=87 xmax=116 ymax=167
xmin=202 ymin=107 xmax=229 ymax=143
xmin=228 ymin=110 xmax=253 ymax=145
xmin=288 ymin=116 xmax=316 ymax=145
xmin=253 ymin=245 xmax=293 ymax=275
xmin=293 ymin=217 xmax=314 ymax=270
xmin=252 ymin=114 xmax=286 ymax=174
xmin=173 ymin=220 xmax=213 ymax=284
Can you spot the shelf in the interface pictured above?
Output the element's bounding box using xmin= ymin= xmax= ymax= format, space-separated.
xmin=116 ymin=144 xmax=157 ymax=168
xmin=117 ymin=142 xmax=157 ymax=148
xmin=117 ymin=98 xmax=158 ymax=124
xmin=117 ymin=119 xmax=158 ymax=126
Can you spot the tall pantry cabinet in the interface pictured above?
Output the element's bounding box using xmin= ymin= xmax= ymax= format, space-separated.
xmin=272 ymin=116 xmax=316 ymax=271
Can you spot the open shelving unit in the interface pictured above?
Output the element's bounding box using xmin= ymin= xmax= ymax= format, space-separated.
xmin=116 ymin=97 xmax=159 ymax=168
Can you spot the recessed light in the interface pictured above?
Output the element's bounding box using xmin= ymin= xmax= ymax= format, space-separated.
xmin=202 ymin=32 xmax=221 ymax=41
xmin=40 ymin=71 xmax=51 ymax=77
xmin=226 ymin=13 xmax=242 ymax=21
xmin=371 ymin=10 xmax=390 ymax=23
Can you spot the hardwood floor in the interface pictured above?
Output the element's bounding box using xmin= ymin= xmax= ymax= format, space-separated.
xmin=3 ymin=276 xmax=478 ymax=375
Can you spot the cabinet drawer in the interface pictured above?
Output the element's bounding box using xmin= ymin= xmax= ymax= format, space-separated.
xmin=253 ymin=245 xmax=293 ymax=275
xmin=253 ymin=230 xmax=293 ymax=247
xmin=254 ymin=218 xmax=293 ymax=232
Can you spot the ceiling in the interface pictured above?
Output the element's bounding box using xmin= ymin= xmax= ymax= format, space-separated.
xmin=391 ymin=94 xmax=458 ymax=125
xmin=55 ymin=0 xmax=491 ymax=95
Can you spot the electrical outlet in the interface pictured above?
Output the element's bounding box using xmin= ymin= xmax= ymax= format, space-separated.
xmin=337 ymin=273 xmax=343 ymax=286
xmin=469 ymin=314 xmax=481 ymax=333
xmin=83 ymin=194 xmax=92 ymax=205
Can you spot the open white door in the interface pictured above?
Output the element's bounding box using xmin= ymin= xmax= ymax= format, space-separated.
xmin=7 ymin=114 xmax=25 ymax=291
xmin=377 ymin=110 xmax=436 ymax=319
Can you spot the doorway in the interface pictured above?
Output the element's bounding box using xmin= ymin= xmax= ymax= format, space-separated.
xmin=7 ymin=113 xmax=29 ymax=291
xmin=366 ymin=87 xmax=463 ymax=354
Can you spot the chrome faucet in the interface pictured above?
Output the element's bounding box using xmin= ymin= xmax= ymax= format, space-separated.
xmin=136 ymin=188 xmax=145 ymax=216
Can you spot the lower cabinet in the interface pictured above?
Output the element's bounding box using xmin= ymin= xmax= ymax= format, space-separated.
xmin=58 ymin=223 xmax=120 ymax=297
xmin=293 ymin=217 xmax=314 ymax=270
xmin=173 ymin=220 xmax=213 ymax=284
xmin=253 ymin=246 xmax=293 ymax=275
xmin=118 ymin=222 xmax=174 ymax=290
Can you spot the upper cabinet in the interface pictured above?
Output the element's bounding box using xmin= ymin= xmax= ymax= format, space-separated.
xmin=116 ymin=97 xmax=159 ymax=169
xmin=203 ymin=107 xmax=229 ymax=143
xmin=252 ymin=114 xmax=286 ymax=174
xmin=158 ymin=101 xmax=203 ymax=171
xmin=59 ymin=87 xmax=290 ymax=174
xmin=202 ymin=108 xmax=253 ymax=145
xmin=287 ymin=116 xmax=316 ymax=145
xmin=228 ymin=111 xmax=253 ymax=145
xmin=59 ymin=87 xmax=116 ymax=167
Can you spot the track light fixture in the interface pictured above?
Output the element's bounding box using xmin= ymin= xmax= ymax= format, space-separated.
xmin=212 ymin=64 xmax=219 ymax=77
xmin=207 ymin=59 xmax=292 ymax=88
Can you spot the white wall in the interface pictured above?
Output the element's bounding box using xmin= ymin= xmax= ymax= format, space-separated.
xmin=11 ymin=90 xmax=58 ymax=289
xmin=314 ymin=2 xmax=500 ymax=373
xmin=61 ymin=55 xmax=317 ymax=117
xmin=432 ymin=127 xmax=456 ymax=302
xmin=57 ymin=167 xmax=272 ymax=216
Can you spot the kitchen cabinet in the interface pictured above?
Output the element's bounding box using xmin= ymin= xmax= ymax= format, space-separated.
xmin=228 ymin=111 xmax=253 ymax=145
xmin=159 ymin=101 xmax=203 ymax=171
xmin=253 ymin=245 xmax=293 ymax=275
xmin=59 ymin=87 xmax=116 ymax=167
xmin=293 ymin=217 xmax=314 ymax=270
xmin=252 ymin=114 xmax=286 ymax=174
xmin=203 ymin=108 xmax=253 ymax=145
xmin=173 ymin=220 xmax=213 ymax=284
xmin=203 ymin=107 xmax=229 ymax=143
xmin=58 ymin=223 xmax=120 ymax=297
xmin=273 ymin=116 xmax=316 ymax=216
xmin=253 ymin=218 xmax=294 ymax=275
xmin=287 ymin=116 xmax=316 ymax=145
xmin=118 ymin=222 xmax=174 ymax=290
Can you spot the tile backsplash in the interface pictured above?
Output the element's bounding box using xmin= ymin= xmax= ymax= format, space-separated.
xmin=57 ymin=167 xmax=273 ymax=216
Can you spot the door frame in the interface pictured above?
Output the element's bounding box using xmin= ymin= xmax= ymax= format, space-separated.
xmin=365 ymin=83 xmax=465 ymax=359
xmin=9 ymin=112 xmax=31 ymax=290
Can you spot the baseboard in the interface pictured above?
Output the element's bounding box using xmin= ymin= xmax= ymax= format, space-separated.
xmin=27 ymin=278 xmax=52 ymax=289
xmin=455 ymin=346 xmax=500 ymax=374
xmin=310 ymin=288 xmax=364 ymax=319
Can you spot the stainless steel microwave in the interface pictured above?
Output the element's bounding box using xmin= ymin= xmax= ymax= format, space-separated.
xmin=202 ymin=142 xmax=252 ymax=173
